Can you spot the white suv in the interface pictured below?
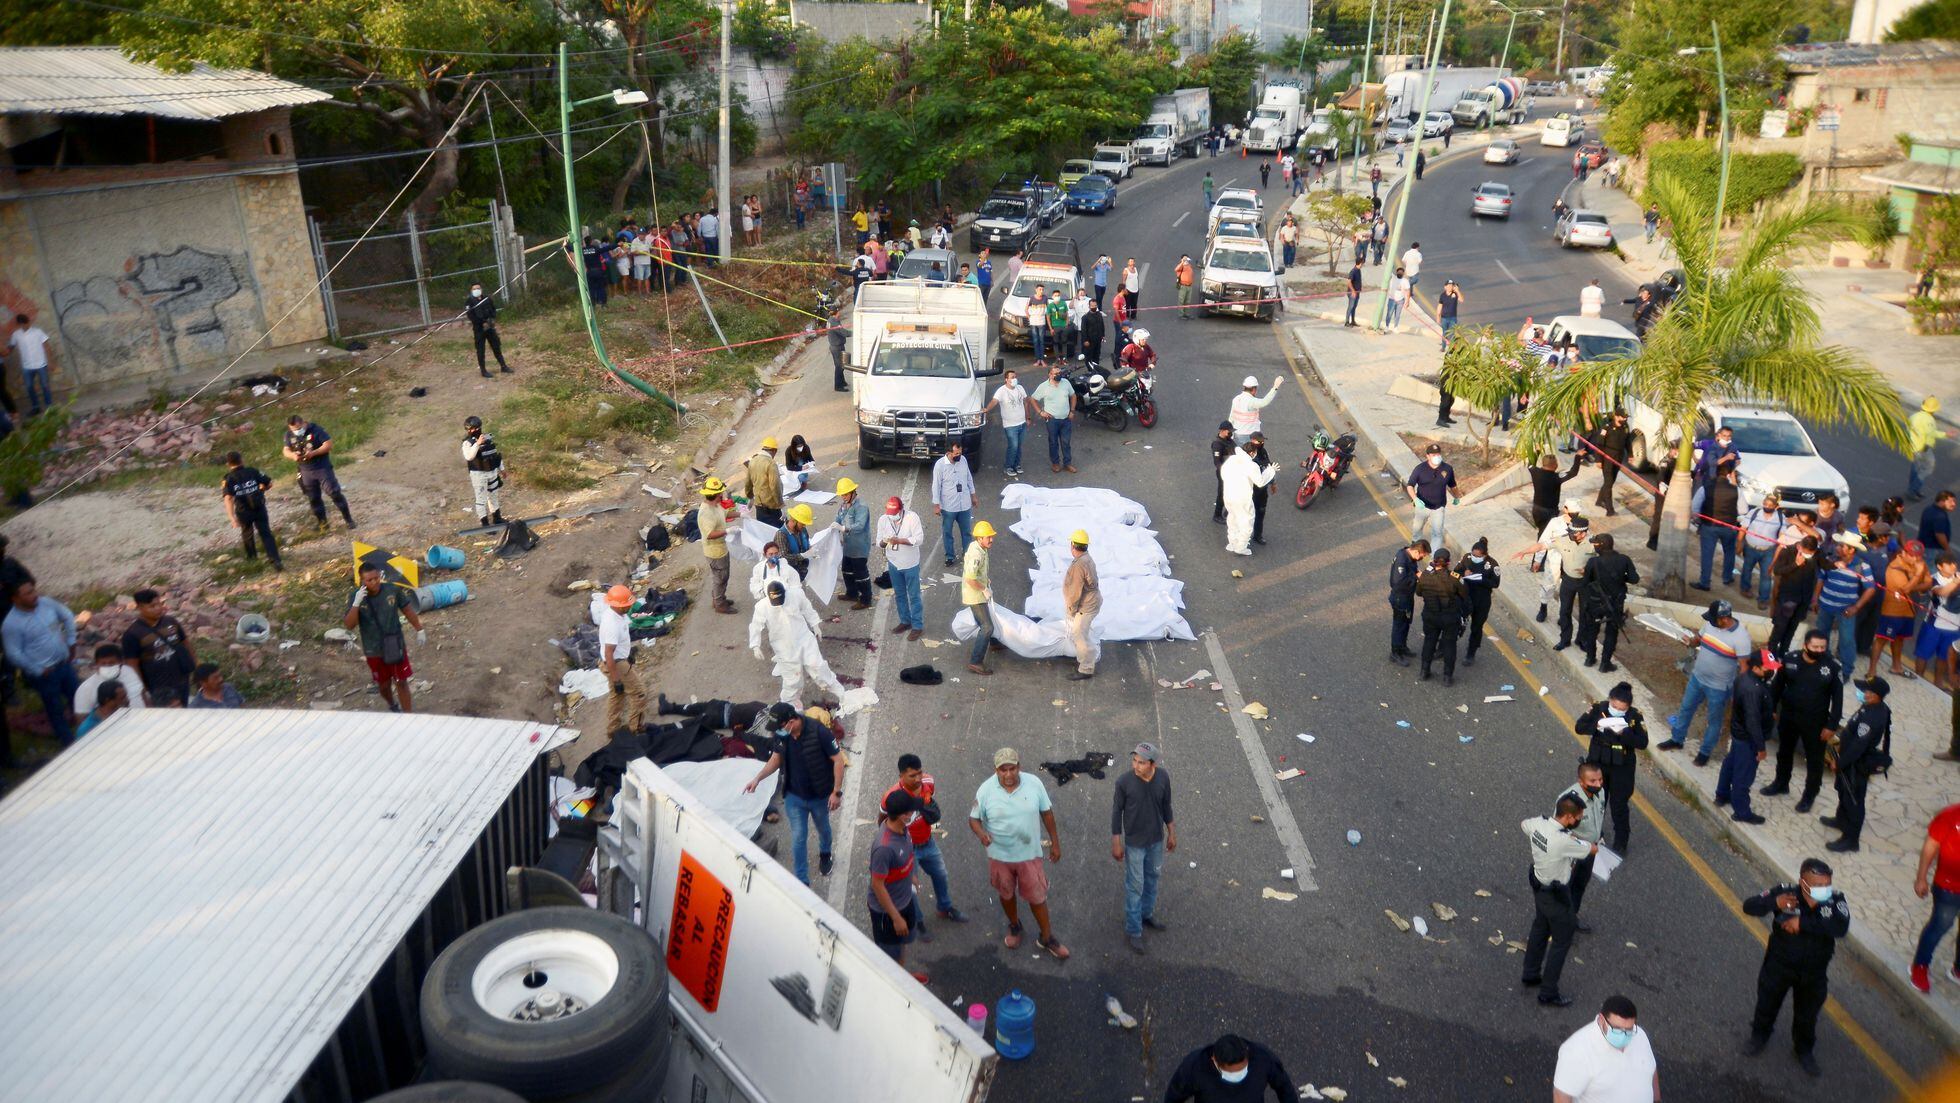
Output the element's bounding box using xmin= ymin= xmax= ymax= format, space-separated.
xmin=1207 ymin=187 xmax=1262 ymax=235
xmin=1622 ymin=399 xmax=1851 ymax=513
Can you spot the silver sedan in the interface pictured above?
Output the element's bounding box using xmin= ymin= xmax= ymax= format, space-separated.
xmin=1471 ymin=182 xmax=1515 ymax=218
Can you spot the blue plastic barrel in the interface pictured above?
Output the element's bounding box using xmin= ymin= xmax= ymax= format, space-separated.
xmin=426 ymin=544 xmax=466 ymax=570
xmin=415 ymin=580 xmax=469 ymax=610
xmin=993 ymin=989 xmax=1036 ymax=1060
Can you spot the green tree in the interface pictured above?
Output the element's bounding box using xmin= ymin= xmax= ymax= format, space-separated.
xmin=571 ymin=0 xmax=717 ymax=215
xmin=1906 ymin=193 xmax=1960 ymax=333
xmin=1886 ymin=0 xmax=1960 ymax=39
xmin=113 ymin=0 xmax=554 ymax=216
xmin=1517 ymin=177 xmax=1912 ymax=597
xmin=1439 ymin=326 xmax=1533 ymax=463
xmin=1599 ymin=0 xmax=1801 ymax=154
xmin=1301 ymin=191 xmax=1374 ymax=275
xmin=1192 ymin=32 xmax=1262 ymax=124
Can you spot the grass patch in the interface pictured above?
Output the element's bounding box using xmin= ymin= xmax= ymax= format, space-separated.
xmin=70 ymin=586 xmax=120 ymax=613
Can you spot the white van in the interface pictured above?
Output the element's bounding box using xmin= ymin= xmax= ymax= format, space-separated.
xmin=1542 ymin=112 xmax=1582 ymax=147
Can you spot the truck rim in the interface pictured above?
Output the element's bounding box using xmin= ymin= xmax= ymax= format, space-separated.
xmin=470 ymin=929 xmax=620 ymax=1023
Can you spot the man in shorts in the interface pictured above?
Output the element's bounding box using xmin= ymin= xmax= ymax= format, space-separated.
xmin=968 ymin=747 xmax=1070 ymax=960
xmin=343 ymin=563 xmax=425 ymax=713
xmin=869 ymin=789 xmax=931 ymax=983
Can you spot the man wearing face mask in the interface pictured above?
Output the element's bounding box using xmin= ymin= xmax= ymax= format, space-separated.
xmin=1762 ymin=629 xmax=1844 ymax=813
xmin=1741 ymin=858 xmax=1850 ymax=1076
xmin=1521 ymin=794 xmax=1598 ymax=1007
xmin=1767 ymin=536 xmax=1823 ymax=655
xmin=1552 ymin=995 xmax=1659 ymax=1103
xmin=1820 ymin=677 xmax=1892 ymax=853
xmin=1387 ymin=539 xmax=1429 ymax=667
xmin=1405 ymin=443 xmax=1460 ymax=546
xmin=748 ymin=581 xmax=846 ymax=709
xmin=1415 ymin=547 xmax=1468 ymax=685
xmin=1714 ymin=649 xmax=1778 ymax=825
xmin=1162 ymin=1032 xmax=1297 ymax=1102
xmin=1455 ymin=537 xmax=1501 ymax=667
xmin=72 ymin=643 xmax=147 ymax=722
xmin=1577 ymin=683 xmax=1648 ymax=855
xmin=749 ymin=540 xmax=800 ymax=604
xmin=463 ymin=282 xmax=511 ymax=377
xmin=1556 ymin=763 xmax=1608 ymax=928
xmin=460 ymin=416 xmax=507 ymax=529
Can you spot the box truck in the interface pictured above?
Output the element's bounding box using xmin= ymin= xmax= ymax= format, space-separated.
xmin=1133 ymin=87 xmax=1212 ymax=164
xmin=847 ymin=281 xmax=1003 ymax=468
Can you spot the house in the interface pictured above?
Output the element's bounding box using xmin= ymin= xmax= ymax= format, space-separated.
xmin=1864 ymin=137 xmax=1960 ymax=262
xmin=1774 ymin=40 xmax=1960 ymax=200
xmin=0 ymin=46 xmax=331 ymax=403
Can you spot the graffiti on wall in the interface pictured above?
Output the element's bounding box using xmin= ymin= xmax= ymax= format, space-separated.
xmin=51 ymin=246 xmax=252 ymax=378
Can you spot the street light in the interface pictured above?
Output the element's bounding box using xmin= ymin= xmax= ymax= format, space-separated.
xmin=1487 ymin=0 xmax=1546 ymax=74
xmin=1678 ymin=23 xmax=1731 ymax=260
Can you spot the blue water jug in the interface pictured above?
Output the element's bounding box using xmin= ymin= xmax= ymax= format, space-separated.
xmin=426 ymin=544 xmax=466 ymax=570
xmin=415 ymin=580 xmax=470 ymax=610
xmin=993 ymin=988 xmax=1036 ymax=1059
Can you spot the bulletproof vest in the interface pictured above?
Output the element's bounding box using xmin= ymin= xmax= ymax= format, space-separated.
xmin=466 ymin=434 xmax=503 ymax=472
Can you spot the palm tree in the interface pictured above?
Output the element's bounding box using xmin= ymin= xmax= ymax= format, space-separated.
xmin=1516 ymin=176 xmax=1913 ymax=599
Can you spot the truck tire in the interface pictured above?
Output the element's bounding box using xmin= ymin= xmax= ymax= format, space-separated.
xmin=858 ymin=447 xmax=880 ymax=470
xmin=420 ymin=907 xmax=670 ymax=1098
xmin=369 ymin=1085 xmax=529 ymax=1103
xmin=1627 ymin=432 xmax=1650 ymax=474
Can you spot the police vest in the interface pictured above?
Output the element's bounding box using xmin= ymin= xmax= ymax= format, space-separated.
xmin=466 ymin=435 xmax=503 ymax=472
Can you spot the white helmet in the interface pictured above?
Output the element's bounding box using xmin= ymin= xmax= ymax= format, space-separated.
xmin=1088 ymin=374 xmax=1107 ymax=394
xmin=1242 ymin=374 xmax=1260 ymax=388
xmin=1132 ymin=328 xmax=1150 ymax=345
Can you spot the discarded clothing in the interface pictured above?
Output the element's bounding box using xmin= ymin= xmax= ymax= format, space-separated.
xmin=1040 ymin=751 xmax=1116 ymax=786
xmin=899 ymin=664 xmax=944 ymax=685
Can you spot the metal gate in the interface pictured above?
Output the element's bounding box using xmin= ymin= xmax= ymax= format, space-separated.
xmin=307 ymin=202 xmax=527 ymax=342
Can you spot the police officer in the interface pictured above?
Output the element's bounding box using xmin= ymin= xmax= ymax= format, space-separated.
xmin=464 ymin=281 xmax=512 ymax=377
xmin=282 ymin=414 xmax=356 ymax=530
xmin=1578 ymin=532 xmax=1639 ymax=672
xmin=1557 ymin=762 xmax=1607 ymax=927
xmin=1210 ymin=422 xmax=1235 ymax=523
xmin=220 ymin=450 xmax=282 ymax=572
xmin=1822 ymin=677 xmax=1892 ymax=853
xmin=1742 ymin=858 xmax=1850 ymax=1076
xmin=1521 ymin=794 xmax=1597 ymax=1007
xmin=1550 ymin=516 xmax=1594 ymax=650
xmin=1715 ymin=649 xmax=1777 ymax=825
xmin=461 ymin=416 xmax=507 ymax=529
xmin=1454 ymin=536 xmax=1500 ymax=667
xmin=1415 ymin=547 xmax=1467 ymax=685
xmin=1762 ymin=629 xmax=1844 ymax=813
xmin=1577 ymin=682 xmax=1647 ymax=854
xmin=1247 ymin=431 xmax=1274 ymax=547
xmin=1387 ymin=539 xmax=1429 ymax=667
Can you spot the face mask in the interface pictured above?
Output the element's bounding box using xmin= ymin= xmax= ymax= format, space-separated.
xmin=470 ymin=288 xmax=483 ymax=298
xmin=1216 ymin=1065 xmax=1249 ymax=1084
xmin=1805 ymin=649 xmax=1826 ymax=660
xmin=1807 ymin=884 xmax=1834 ymax=903
xmin=1583 ymin=784 xmax=1602 ymax=796
xmin=1427 ymin=456 xmax=1441 ymax=467
xmin=1605 ymin=1026 xmax=1635 ymax=1050
xmin=767 ymin=555 xmax=781 ymax=566
xmin=1607 ymin=705 xmax=1626 ymax=717
xmin=99 ymin=662 xmax=120 ymax=674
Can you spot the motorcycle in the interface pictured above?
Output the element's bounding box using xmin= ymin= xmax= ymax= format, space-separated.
xmin=1113 ymin=329 xmax=1160 ymax=429
xmin=1063 ymin=364 xmax=1142 ymax=433
xmin=1294 ymin=427 xmax=1358 ymax=509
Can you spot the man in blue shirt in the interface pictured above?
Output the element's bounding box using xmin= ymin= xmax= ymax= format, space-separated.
xmin=1921 ymin=490 xmax=1954 ymax=555
xmin=74 ymin=680 xmax=128 ymax=739
xmin=1693 ymin=425 xmax=1740 ymax=486
xmin=3 ymin=581 xmax=78 ymax=746
xmin=283 ymin=415 xmax=356 ymax=530
xmin=1405 ymin=443 xmax=1460 ymax=546
xmin=975 ymin=251 xmax=993 ymax=300
xmin=1813 ymin=534 xmax=1875 ymax=679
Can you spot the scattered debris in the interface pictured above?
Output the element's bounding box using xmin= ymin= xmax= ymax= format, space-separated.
xmin=1474 ymin=889 xmax=1493 ymax=898
xmin=1538 ymin=686 xmax=1549 ymax=696
xmin=1384 ymin=910 xmax=1411 ymax=933
xmin=1395 ymin=720 xmax=1411 ymax=729
xmin=1459 ymin=735 xmax=1475 ymax=744
xmin=1321 ymin=1089 xmax=1349 ymax=1102
xmin=1366 ymin=1052 xmax=1379 ymax=1068
xmin=1231 ymin=569 xmax=1244 ymax=578
xmin=323 ymin=627 xmax=356 ymax=643
xmin=1274 ymin=767 xmax=1304 ymax=781
xmin=1387 ymin=1076 xmax=1407 ymax=1089
xmin=1500 ymin=684 xmax=1515 ymax=692
xmin=1505 ymin=940 xmax=1527 ymax=952
xmin=1242 ymin=701 xmax=1270 ymax=720
xmin=1455 ymin=704 xmax=1469 ymax=713
xmin=1280 ymin=867 xmax=1295 ymax=880
xmin=1431 ymin=903 xmax=1458 ymax=921
xmin=1296 ymin=733 xmax=1316 ymax=743
xmin=1412 ymin=916 xmax=1429 ymax=938
xmin=1251 ymin=814 xmax=1267 ymax=824
xmin=1262 ymin=887 xmax=1298 ymax=902
xmin=1104 ymin=995 xmax=1138 ymax=1029
xmin=1039 ymin=752 xmax=1115 ymax=786
xmin=1346 ymin=829 xmax=1362 ymax=845
xmin=1483 ymin=694 xmax=1514 ymax=703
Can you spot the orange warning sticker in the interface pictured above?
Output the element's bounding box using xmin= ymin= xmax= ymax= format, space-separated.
xmin=667 ymin=850 xmax=735 ymax=1012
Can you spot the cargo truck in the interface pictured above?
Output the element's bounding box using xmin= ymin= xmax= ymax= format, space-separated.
xmin=1133 ymin=87 xmax=1212 ymax=164
xmin=1381 ymin=67 xmax=1510 ymax=124
xmin=1244 ymin=80 xmax=1306 ymax=153
xmin=848 ymin=281 xmax=1003 ymax=468
xmin=1451 ymin=76 xmax=1526 ymax=128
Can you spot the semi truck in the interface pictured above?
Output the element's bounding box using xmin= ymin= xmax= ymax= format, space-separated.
xmin=1133 ymin=87 xmax=1212 ymax=164
xmin=1450 ymin=76 xmax=1526 ymax=128
xmin=847 ymin=281 xmax=1003 ymax=468
xmin=1380 ymin=67 xmax=1510 ymax=123
xmin=0 ymin=708 xmax=997 ymax=1102
xmin=1244 ymin=80 xmax=1306 ymax=153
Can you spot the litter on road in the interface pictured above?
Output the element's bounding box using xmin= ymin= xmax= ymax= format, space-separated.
xmin=1262 ymin=887 xmax=1298 ymax=902
xmin=1274 ymin=767 xmax=1304 ymax=781
xmin=1385 ymin=909 xmax=1411 ymax=932
xmin=1483 ymin=694 xmax=1514 ymax=703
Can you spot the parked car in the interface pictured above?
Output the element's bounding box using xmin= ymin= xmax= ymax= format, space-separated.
xmin=1421 ymin=111 xmax=1454 ymax=137
xmin=1553 ymin=208 xmax=1614 ymax=248
xmin=1059 ymin=159 xmax=1096 ymax=188
xmin=1091 ymin=142 xmax=1136 ymax=180
xmin=1484 ymin=138 xmax=1522 ymax=164
xmin=1470 ymin=181 xmax=1515 ymax=218
xmin=1621 ymin=398 xmax=1852 ymax=511
xmin=1580 ymin=141 xmax=1608 ymax=169
xmin=1383 ymin=116 xmax=1418 ymax=144
xmin=1065 ymin=173 xmax=1119 ymax=214
xmin=1028 ymin=182 xmax=1066 ymax=227
xmin=1543 ymin=315 xmax=1643 ymax=365
xmin=1527 ymin=80 xmax=1560 ymax=95
xmin=893 ymin=247 xmax=959 ymax=282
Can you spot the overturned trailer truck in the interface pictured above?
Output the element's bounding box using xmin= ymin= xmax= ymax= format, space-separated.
xmin=0 ymin=709 xmax=995 ymax=1103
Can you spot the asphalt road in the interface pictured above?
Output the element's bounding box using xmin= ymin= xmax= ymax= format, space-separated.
xmin=1397 ymin=133 xmax=1960 ymax=527
xmin=826 ymin=144 xmax=1949 ymax=1101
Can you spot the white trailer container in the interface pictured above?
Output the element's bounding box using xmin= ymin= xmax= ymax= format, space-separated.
xmin=847 ymin=281 xmax=1003 ymax=467
xmin=1134 ymin=87 xmax=1212 ymax=164
xmin=1245 ymin=80 xmax=1306 ymax=152
xmin=1382 ymin=67 xmax=1510 ymax=121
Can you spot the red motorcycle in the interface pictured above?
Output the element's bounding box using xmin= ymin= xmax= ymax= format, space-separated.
xmin=1294 ymin=428 xmax=1358 ymax=509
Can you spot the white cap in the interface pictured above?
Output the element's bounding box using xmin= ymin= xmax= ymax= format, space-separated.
xmin=1242 ymin=375 xmax=1259 ymax=388
xmin=1562 ymin=499 xmax=1584 ymax=513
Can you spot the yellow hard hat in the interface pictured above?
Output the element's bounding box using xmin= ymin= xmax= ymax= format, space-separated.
xmin=836 ymin=477 xmax=858 ymax=495
xmin=1925 ymin=396 xmax=1942 ymax=413
xmin=789 ymin=503 xmax=815 ymax=525
xmin=1070 ymin=529 xmax=1090 ymax=546
xmin=761 ymin=436 xmax=780 ymax=450
xmin=972 ymin=520 xmax=997 ymax=538
xmin=605 ymin=584 xmax=635 ymax=609
xmin=701 ymin=475 xmax=726 ymax=496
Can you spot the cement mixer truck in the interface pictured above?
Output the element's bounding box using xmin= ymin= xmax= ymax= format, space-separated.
xmin=1451 ymin=77 xmax=1527 ymax=129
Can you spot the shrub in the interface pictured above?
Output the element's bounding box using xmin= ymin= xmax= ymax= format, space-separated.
xmin=1644 ymin=139 xmax=1802 ymax=217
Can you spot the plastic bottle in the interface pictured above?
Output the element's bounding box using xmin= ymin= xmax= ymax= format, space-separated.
xmin=965 ymin=1001 xmax=989 ymax=1038
xmin=993 ymin=989 xmax=1036 ymax=1059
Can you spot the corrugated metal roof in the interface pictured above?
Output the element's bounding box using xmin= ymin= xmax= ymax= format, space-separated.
xmin=0 ymin=708 xmax=575 ymax=1101
xmin=1864 ymin=159 xmax=1960 ymax=195
xmin=1777 ymin=39 xmax=1960 ymax=70
xmin=0 ymin=46 xmax=333 ymax=121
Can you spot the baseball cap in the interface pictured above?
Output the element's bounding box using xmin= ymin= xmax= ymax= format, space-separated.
xmin=993 ymin=747 xmax=1021 ymax=768
xmin=1755 ymin=648 xmax=1783 ymax=673
xmin=1703 ymin=598 xmax=1735 ymax=623
xmin=886 ymin=496 xmax=903 ymax=515
xmin=1425 ymin=443 xmax=1443 ymax=455
xmin=765 ymin=702 xmax=798 ymax=725
xmin=1132 ymin=741 xmax=1160 ymax=763
xmin=1569 ymin=515 xmax=1590 ymax=531
xmin=1853 ymin=676 xmax=1891 ymax=699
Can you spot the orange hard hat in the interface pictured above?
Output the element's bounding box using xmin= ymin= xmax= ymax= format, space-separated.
xmin=605 ymin=584 xmax=635 ymax=609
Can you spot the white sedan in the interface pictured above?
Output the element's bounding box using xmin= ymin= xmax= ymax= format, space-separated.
xmin=1484 ymin=138 xmax=1521 ymax=164
xmin=1554 ymin=209 xmax=1615 ymax=248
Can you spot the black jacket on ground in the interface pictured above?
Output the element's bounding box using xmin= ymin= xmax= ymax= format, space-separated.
xmin=1729 ymin=670 xmax=1774 ymax=748
xmin=1163 ymin=1041 xmax=1296 ymax=1103
xmin=1581 ymin=550 xmax=1639 ymax=615
xmin=1771 ymin=652 xmax=1844 ymax=730
xmin=1743 ymin=882 xmax=1850 ymax=971
xmin=1577 ymin=701 xmax=1649 ymax=768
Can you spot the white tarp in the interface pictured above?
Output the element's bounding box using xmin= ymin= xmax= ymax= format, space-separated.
xmin=1033 ymin=544 xmax=1170 ymax=578
xmin=1000 ymin=485 xmax=1152 ymax=526
xmin=728 ymin=518 xmax=840 ymax=606
xmin=658 ymin=758 xmax=777 ymax=838
xmin=1022 ymin=582 xmax=1195 ymax=641
xmin=950 ymin=602 xmax=1077 ymax=659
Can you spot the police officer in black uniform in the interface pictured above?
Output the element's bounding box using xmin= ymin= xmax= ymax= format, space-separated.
xmin=1578 ymin=532 xmax=1639 ymax=672
xmin=464 ymin=281 xmax=512 ymax=378
xmin=220 ymin=450 xmax=282 ymax=572
xmin=1762 ymin=629 xmax=1844 ymax=813
xmin=1211 ymin=421 xmax=1235 ymax=523
xmin=1742 ymin=858 xmax=1850 ymax=1076
xmin=1822 ymin=678 xmax=1892 ymax=853
xmin=1520 ymin=794 xmax=1597 ymax=1007
xmin=1247 ymin=431 xmax=1274 ymax=547
xmin=1577 ymin=682 xmax=1647 ymax=854
xmin=283 ymin=414 xmax=356 ymax=530
xmin=1387 ymin=539 xmax=1429 ymax=667
xmin=1415 ymin=548 xmax=1467 ymax=685
xmin=1454 ymin=536 xmax=1501 ymax=666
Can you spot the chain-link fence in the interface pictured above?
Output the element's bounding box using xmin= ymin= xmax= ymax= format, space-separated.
xmin=308 ymin=202 xmax=528 ymax=342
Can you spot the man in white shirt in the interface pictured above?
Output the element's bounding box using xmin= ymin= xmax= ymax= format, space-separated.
xmin=983 ymin=368 xmax=1032 ymax=477
xmin=1552 ymin=995 xmax=1659 ymax=1103
xmin=1385 ymin=267 xmax=1412 ymax=329
xmin=1580 ymin=278 xmax=1605 ymax=317
xmin=73 ymin=643 xmax=148 ymax=721
xmin=597 ymin=585 xmax=646 ymax=735
xmin=699 ymin=211 xmax=722 ymax=265
xmin=931 ymin=443 xmax=976 ymax=566
xmin=1065 ymin=289 xmax=1090 ymax=360
xmin=1121 ymin=258 xmax=1141 ymax=314
xmin=1026 ymin=287 xmax=1052 ymax=361
xmin=1399 ymin=243 xmax=1423 ymax=290
xmin=878 ymin=496 xmax=927 ymax=640
xmin=1228 ymin=375 xmax=1285 ymax=442
xmin=9 ymin=315 xmax=56 ymax=416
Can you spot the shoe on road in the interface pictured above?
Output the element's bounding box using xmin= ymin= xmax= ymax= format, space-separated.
xmin=908 ymin=629 xmax=924 ymax=641
xmin=1759 ymin=783 xmax=1790 ymax=797
xmin=1825 ymin=838 xmax=1859 ymax=853
xmin=937 ymin=908 xmax=969 ymax=923
xmin=1798 ymin=1053 xmax=1821 ymax=1077
xmin=819 ymin=852 xmax=834 ymax=876
xmin=1742 ymin=1033 xmax=1769 ymax=1056
xmin=1142 ymin=915 xmax=1168 ymax=931
xmin=1536 ymin=994 xmax=1575 ymax=1008
xmin=1733 ymin=813 xmax=1767 ymax=825
xmin=967 ymin=663 xmax=992 ymax=676
xmin=1933 ymin=752 xmax=1960 ymax=763
xmin=1599 ymin=660 xmax=1618 ymax=672
xmin=1067 ymin=671 xmax=1094 ymax=680
xmin=1793 ymin=798 xmax=1814 ymax=813
xmin=1128 ymin=934 xmax=1146 ymax=954
xmin=1693 ymin=754 xmax=1710 ymax=767
xmin=1911 ymin=964 xmax=1931 ymax=993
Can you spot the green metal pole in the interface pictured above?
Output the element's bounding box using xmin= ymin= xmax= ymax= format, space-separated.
xmin=1709 ymin=21 xmax=1730 ymax=248
xmin=558 ymin=41 xmax=686 ymax=413
xmin=1372 ymin=0 xmax=1453 ymax=329
xmin=1499 ymin=10 xmax=1518 ymax=73
xmin=1350 ymin=0 xmax=1378 ymax=169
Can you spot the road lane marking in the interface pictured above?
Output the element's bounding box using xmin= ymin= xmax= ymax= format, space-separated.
xmin=1172 ymin=211 xmax=1189 ymax=228
xmin=1494 ymin=258 xmax=1521 ymax=283
xmin=1202 ymin=629 xmax=1318 ymax=891
xmin=826 ymin=463 xmax=921 ymax=914
xmin=1269 ymin=327 xmax=1918 ymax=1094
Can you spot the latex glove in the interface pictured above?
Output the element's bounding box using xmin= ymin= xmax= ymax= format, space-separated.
xmin=752 ymin=646 xmax=766 ymax=662
xmin=415 ymin=629 xmax=428 ymax=646
xmin=1272 ymin=375 xmax=1285 ymax=389
xmin=351 ymin=588 xmax=369 ymax=607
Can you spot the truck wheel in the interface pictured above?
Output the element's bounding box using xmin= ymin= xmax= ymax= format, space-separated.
xmin=369 ymin=1085 xmax=529 ymax=1103
xmin=420 ymin=907 xmax=670 ymax=1097
xmin=858 ymin=447 xmax=880 ymax=471
xmin=1627 ymin=432 xmax=1650 ymax=474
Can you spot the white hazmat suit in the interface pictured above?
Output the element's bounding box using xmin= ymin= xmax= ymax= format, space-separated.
xmin=749 ymin=587 xmax=846 ymax=707
xmin=1219 ymin=448 xmax=1276 ymax=556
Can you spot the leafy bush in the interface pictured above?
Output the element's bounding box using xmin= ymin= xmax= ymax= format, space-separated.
xmin=1644 ymin=139 xmax=1801 ymax=216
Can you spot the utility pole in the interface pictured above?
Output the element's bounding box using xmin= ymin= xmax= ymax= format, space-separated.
xmin=1350 ymin=0 xmax=1378 ymax=168
xmin=717 ymin=0 xmax=734 ymax=265
xmin=1372 ymin=0 xmax=1453 ymax=330
xmin=1554 ymin=0 xmax=1569 ymax=82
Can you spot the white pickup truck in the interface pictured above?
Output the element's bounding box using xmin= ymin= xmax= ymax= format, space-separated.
xmin=1091 ymin=141 xmax=1136 ymax=179
xmin=848 ymin=281 xmax=1004 ymax=467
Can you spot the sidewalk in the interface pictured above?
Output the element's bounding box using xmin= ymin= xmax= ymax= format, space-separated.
xmin=1276 ymin=289 xmax=1960 ymax=1041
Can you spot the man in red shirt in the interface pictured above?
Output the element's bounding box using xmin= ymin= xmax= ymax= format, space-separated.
xmin=886 ymin=753 xmax=968 ymax=940
xmin=1912 ymin=801 xmax=1960 ymax=992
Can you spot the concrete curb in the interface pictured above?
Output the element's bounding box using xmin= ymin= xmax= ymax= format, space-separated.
xmin=687 ymin=336 xmax=813 ymax=480
xmin=1286 ymin=325 xmax=1960 ymax=1050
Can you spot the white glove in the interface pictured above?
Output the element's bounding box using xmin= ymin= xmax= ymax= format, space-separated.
xmin=351 ymin=588 xmax=369 ymax=607
xmin=1272 ymin=375 xmax=1286 ymax=389
xmin=416 ymin=629 xmax=428 ymax=646
xmin=752 ymin=646 xmax=765 ymax=662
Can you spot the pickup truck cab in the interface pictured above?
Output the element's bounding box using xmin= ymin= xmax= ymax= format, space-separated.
xmin=1207 ymin=187 xmax=1262 ymax=235
xmin=1092 ymin=142 xmax=1135 ymax=179
xmin=1209 ymin=208 xmax=1263 ymax=242
xmin=998 ymin=237 xmax=1084 ymax=349
xmin=849 ymin=283 xmax=1003 ymax=466
xmin=1201 ymin=236 xmax=1283 ymax=320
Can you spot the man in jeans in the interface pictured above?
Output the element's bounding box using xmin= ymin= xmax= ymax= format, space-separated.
xmin=930 ymin=443 xmax=976 ymax=567
xmin=1910 ymin=801 xmax=1960 ymax=993
xmin=1174 ymin=254 xmax=1196 ymax=319
xmin=8 ymin=314 xmax=57 ymax=416
xmin=878 ymin=496 xmax=926 ymax=641
xmin=887 ymin=753 xmax=969 ymax=941
xmin=1031 ymin=362 xmax=1077 ymax=473
xmin=962 ymin=521 xmax=1001 ymax=676
xmin=1405 ymin=443 xmax=1459 ymax=546
xmin=1027 ymin=287 xmax=1052 ymax=360
xmin=744 ymin=703 xmax=845 ymax=884
xmin=1111 ymin=742 xmax=1176 ymax=953
xmin=1813 ymin=533 xmax=1876 ymax=677
xmin=1736 ymin=493 xmax=1787 ymax=609
xmin=1657 ymin=599 xmax=1754 ymax=766
xmin=2 ymin=581 xmax=78 ymax=746
xmin=1689 ymin=467 xmax=1741 ymax=590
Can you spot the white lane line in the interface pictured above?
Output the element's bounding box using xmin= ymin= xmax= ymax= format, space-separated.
xmin=1494 ymin=258 xmax=1521 ymax=284
xmin=826 ymin=463 xmax=922 ymax=913
xmin=1202 ymin=628 xmax=1318 ymax=891
xmin=1172 ymin=211 xmax=1190 ymax=229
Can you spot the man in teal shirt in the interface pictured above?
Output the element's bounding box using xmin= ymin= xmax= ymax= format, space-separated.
xmin=969 ymin=747 xmax=1070 ymax=960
